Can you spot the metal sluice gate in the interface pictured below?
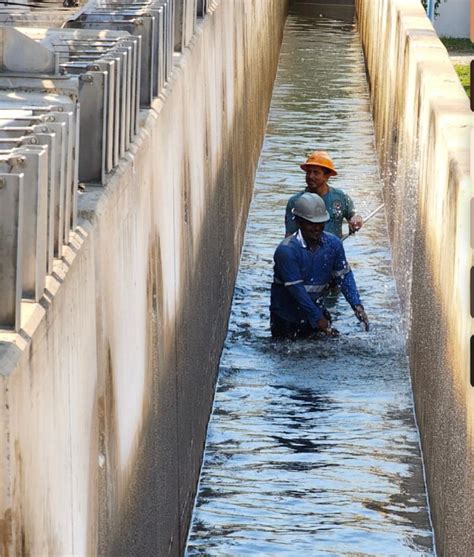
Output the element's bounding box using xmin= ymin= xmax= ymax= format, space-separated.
xmin=0 ymin=0 xmax=210 ymax=331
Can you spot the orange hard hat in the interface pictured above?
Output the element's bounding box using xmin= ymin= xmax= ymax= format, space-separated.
xmin=300 ymin=151 xmax=337 ymax=176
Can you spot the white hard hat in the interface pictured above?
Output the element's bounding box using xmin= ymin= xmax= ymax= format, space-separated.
xmin=292 ymin=192 xmax=330 ymax=223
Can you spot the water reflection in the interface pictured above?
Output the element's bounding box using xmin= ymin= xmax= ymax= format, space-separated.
xmin=187 ymin=3 xmax=434 ymax=555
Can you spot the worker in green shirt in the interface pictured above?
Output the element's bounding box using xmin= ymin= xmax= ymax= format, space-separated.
xmin=285 ymin=151 xmax=363 ymax=238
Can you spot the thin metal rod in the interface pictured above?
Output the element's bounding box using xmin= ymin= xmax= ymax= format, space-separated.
xmin=341 ymin=202 xmax=385 ymax=242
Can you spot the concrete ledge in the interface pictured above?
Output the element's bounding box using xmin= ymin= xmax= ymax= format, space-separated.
xmin=356 ymin=0 xmax=473 ymax=554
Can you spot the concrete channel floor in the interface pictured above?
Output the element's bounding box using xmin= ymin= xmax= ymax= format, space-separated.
xmin=186 ymin=3 xmax=435 ymax=555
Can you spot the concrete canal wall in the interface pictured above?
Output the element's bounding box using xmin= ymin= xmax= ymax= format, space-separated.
xmin=356 ymin=0 xmax=473 ymax=554
xmin=0 ymin=1 xmax=287 ymax=554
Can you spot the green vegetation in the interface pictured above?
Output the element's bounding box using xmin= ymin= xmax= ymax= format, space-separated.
xmin=454 ymin=64 xmax=470 ymax=98
xmin=440 ymin=37 xmax=474 ymax=53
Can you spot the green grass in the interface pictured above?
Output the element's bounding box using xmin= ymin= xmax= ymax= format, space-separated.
xmin=440 ymin=37 xmax=474 ymax=53
xmin=454 ymin=64 xmax=470 ymax=98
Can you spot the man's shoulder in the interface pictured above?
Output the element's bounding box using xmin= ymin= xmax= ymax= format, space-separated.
xmin=287 ymin=190 xmax=305 ymax=205
xmin=321 ymin=231 xmax=343 ymax=249
xmin=279 ymin=233 xmax=298 ymax=247
xmin=276 ymin=233 xmax=299 ymax=253
xmin=328 ymin=186 xmax=352 ymax=200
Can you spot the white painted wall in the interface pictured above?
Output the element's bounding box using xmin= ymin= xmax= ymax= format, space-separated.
xmin=433 ymin=0 xmax=470 ymax=37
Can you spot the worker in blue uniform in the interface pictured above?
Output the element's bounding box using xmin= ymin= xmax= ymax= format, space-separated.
xmin=285 ymin=151 xmax=363 ymax=238
xmin=271 ymin=192 xmax=369 ymax=339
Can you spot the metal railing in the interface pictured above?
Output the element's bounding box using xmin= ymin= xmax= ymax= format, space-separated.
xmin=43 ymin=28 xmax=142 ymax=181
xmin=0 ymin=98 xmax=79 ymax=329
xmin=0 ymin=0 xmax=211 ymax=331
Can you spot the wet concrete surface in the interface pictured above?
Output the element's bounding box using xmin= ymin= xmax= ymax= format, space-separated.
xmin=186 ymin=3 xmax=435 ymax=555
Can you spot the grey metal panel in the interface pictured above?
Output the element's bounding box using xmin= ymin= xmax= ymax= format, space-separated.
xmin=156 ymin=6 xmax=164 ymax=93
xmin=20 ymin=145 xmax=48 ymax=302
xmin=0 ymin=138 xmax=39 ymax=150
xmin=116 ymin=49 xmax=128 ymax=157
xmin=61 ymin=59 xmax=117 ymax=171
xmin=174 ymin=0 xmax=184 ymax=52
xmin=0 ymin=127 xmax=35 ymax=138
xmin=167 ymin=0 xmax=175 ymax=79
xmin=31 ymin=107 xmax=77 ymax=245
xmin=71 ymin=102 xmax=79 ymax=233
xmin=0 ymin=105 xmax=76 ymax=249
xmin=58 ymin=37 xmax=138 ymax=156
xmin=95 ymin=5 xmax=162 ymax=97
xmin=0 ymin=173 xmax=23 ymax=331
xmin=44 ymin=119 xmax=67 ymax=257
xmin=91 ymin=58 xmax=117 ymax=171
xmin=184 ymin=0 xmax=197 ymax=46
xmin=127 ymin=35 xmax=141 ymax=136
xmin=0 ymin=124 xmax=57 ymax=273
xmin=113 ymin=44 xmax=133 ymax=149
xmin=99 ymin=50 xmax=126 ymax=159
xmin=31 ymin=108 xmax=76 ymax=246
xmin=0 ymin=75 xmax=79 ymax=99
xmin=93 ymin=0 xmax=171 ymax=86
xmin=32 ymin=127 xmax=58 ymax=275
xmin=40 ymin=29 xmax=134 ymax=45
xmin=0 ymin=96 xmax=79 ymax=241
xmin=0 ymin=146 xmax=49 ymax=301
xmin=77 ymin=70 xmax=107 ymax=183
xmin=42 ymin=110 xmax=74 ymax=250
xmin=67 ymin=16 xmax=154 ymax=108
xmin=55 ymin=22 xmax=141 ymax=141
xmin=155 ymin=0 xmax=173 ymax=82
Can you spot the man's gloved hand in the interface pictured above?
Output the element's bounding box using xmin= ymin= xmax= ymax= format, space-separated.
xmin=322 ymin=308 xmax=332 ymax=323
xmin=316 ymin=316 xmax=330 ymax=331
xmin=316 ymin=316 xmax=340 ymax=338
xmin=348 ymin=215 xmax=363 ymax=234
xmin=354 ymin=304 xmax=369 ymax=331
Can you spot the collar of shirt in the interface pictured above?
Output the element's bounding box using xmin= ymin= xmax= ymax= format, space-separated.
xmin=296 ymin=229 xmax=307 ymax=248
xmin=296 ymin=229 xmax=325 ymax=249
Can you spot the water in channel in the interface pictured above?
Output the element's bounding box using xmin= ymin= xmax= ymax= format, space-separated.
xmin=186 ymin=3 xmax=434 ymax=555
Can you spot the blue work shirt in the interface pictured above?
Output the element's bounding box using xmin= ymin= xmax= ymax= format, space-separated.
xmin=270 ymin=230 xmax=362 ymax=329
xmin=285 ymin=187 xmax=355 ymax=237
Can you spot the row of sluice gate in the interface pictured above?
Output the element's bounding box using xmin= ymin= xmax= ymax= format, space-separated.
xmin=0 ymin=0 xmax=209 ymax=331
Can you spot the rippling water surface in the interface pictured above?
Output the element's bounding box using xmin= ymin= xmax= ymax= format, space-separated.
xmin=186 ymin=4 xmax=434 ymax=555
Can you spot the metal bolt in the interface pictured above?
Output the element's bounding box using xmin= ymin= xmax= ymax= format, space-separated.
xmin=80 ymin=73 xmax=94 ymax=83
xmin=8 ymin=156 xmax=26 ymax=168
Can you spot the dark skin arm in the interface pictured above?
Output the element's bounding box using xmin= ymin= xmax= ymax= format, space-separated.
xmin=354 ymin=304 xmax=369 ymax=331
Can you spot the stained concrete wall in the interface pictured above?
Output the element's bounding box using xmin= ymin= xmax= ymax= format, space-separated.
xmin=355 ymin=0 xmax=473 ymax=554
xmin=0 ymin=1 xmax=288 ymax=554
